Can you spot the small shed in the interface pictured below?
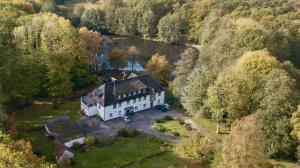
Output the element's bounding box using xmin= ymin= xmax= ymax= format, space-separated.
xmin=44 ymin=116 xmax=85 ymax=148
xmin=55 ymin=144 xmax=74 ymax=164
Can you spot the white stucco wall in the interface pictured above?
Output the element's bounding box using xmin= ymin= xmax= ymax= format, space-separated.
xmin=64 ymin=137 xmax=85 ymax=148
xmin=80 ymin=91 xmax=165 ymax=121
xmin=153 ymin=91 xmax=165 ymax=106
xmin=103 ymin=95 xmax=151 ymax=121
xmin=81 ymin=101 xmax=97 ymax=116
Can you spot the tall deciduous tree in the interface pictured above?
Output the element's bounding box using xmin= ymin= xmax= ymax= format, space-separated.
xmin=291 ymin=105 xmax=300 ymax=160
xmin=257 ymin=69 xmax=298 ymax=157
xmin=0 ymin=133 xmax=55 ymax=167
xmin=138 ymin=9 xmax=157 ymax=37
xmin=172 ymin=48 xmax=199 ymax=98
xmin=81 ymin=9 xmax=107 ymax=33
xmin=158 ymin=13 xmax=181 ymax=43
xmin=108 ymin=48 xmax=128 ymax=69
xmin=145 ymin=53 xmax=169 ymax=84
xmin=220 ymin=116 xmax=270 ymax=168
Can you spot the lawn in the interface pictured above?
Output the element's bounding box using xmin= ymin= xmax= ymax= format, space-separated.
xmin=192 ymin=117 xmax=230 ymax=141
xmin=131 ymin=151 xmax=208 ymax=168
xmin=74 ymin=135 xmax=204 ymax=168
xmin=154 ymin=119 xmax=195 ymax=138
xmin=14 ymin=99 xmax=81 ymax=162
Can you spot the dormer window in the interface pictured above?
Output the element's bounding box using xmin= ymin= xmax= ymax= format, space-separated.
xmin=118 ymin=95 xmax=121 ymax=99
xmin=133 ymin=91 xmax=136 ymax=95
xmin=123 ymin=94 xmax=126 ymax=97
xmin=138 ymin=90 xmax=141 ymax=93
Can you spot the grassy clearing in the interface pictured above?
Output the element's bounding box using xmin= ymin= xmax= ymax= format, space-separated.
xmin=192 ymin=118 xmax=230 ymax=141
xmin=74 ymin=135 xmax=204 ymax=168
xmin=14 ymin=99 xmax=81 ymax=162
xmin=74 ymin=135 xmax=162 ymax=168
xmin=131 ymin=151 xmax=208 ymax=168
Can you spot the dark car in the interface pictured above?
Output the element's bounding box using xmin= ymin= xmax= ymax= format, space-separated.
xmin=155 ymin=105 xmax=168 ymax=112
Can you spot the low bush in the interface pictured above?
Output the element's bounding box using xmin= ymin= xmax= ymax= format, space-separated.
xmin=173 ymin=131 xmax=180 ymax=136
xmin=117 ymin=128 xmax=140 ymax=137
xmin=176 ymin=118 xmax=185 ymax=125
xmin=118 ymin=128 xmax=129 ymax=137
xmin=72 ymin=142 xmax=81 ymax=149
xmin=59 ymin=158 xmax=72 ymax=168
xmin=164 ymin=115 xmax=173 ymax=121
xmin=159 ymin=127 xmax=166 ymax=132
xmin=85 ymin=136 xmax=96 ymax=147
xmin=155 ymin=119 xmax=164 ymax=123
xmin=96 ymin=137 xmax=114 ymax=147
xmin=185 ymin=123 xmax=193 ymax=131
xmin=176 ymin=135 xmax=215 ymax=163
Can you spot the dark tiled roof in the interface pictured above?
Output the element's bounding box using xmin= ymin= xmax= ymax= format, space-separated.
xmin=82 ymin=75 xmax=164 ymax=107
xmin=44 ymin=116 xmax=84 ymax=143
xmin=81 ymin=96 xmax=97 ymax=107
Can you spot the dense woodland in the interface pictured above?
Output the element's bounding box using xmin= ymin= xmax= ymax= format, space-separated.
xmin=1 ymin=0 xmax=300 ymax=167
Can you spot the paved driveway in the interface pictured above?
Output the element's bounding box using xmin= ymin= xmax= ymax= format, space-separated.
xmin=105 ymin=108 xmax=211 ymax=142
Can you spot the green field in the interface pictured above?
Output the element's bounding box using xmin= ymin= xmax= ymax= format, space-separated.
xmin=74 ymin=135 xmax=204 ymax=168
xmin=14 ymin=99 xmax=81 ymax=162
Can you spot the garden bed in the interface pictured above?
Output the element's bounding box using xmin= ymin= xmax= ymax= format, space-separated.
xmin=153 ymin=116 xmax=197 ymax=138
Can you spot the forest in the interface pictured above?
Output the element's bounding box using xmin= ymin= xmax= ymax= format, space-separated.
xmin=1 ymin=0 xmax=300 ymax=167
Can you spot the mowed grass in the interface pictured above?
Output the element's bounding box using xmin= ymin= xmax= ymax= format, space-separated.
xmin=14 ymin=99 xmax=81 ymax=162
xmin=74 ymin=136 xmax=161 ymax=168
xmin=192 ymin=117 xmax=230 ymax=141
xmin=74 ymin=135 xmax=204 ymax=168
xmin=155 ymin=120 xmax=195 ymax=138
xmin=131 ymin=151 xmax=208 ymax=168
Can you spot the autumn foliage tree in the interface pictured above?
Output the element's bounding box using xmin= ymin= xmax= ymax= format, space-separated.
xmin=220 ymin=116 xmax=270 ymax=168
xmin=291 ymin=105 xmax=300 ymax=160
xmin=0 ymin=133 xmax=55 ymax=167
xmin=145 ymin=53 xmax=169 ymax=84
xmin=108 ymin=48 xmax=128 ymax=69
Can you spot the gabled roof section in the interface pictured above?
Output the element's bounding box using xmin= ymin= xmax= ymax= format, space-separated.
xmin=44 ymin=116 xmax=84 ymax=143
xmin=83 ymin=75 xmax=164 ymax=107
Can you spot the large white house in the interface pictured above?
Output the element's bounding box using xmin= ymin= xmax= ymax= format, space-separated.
xmin=81 ymin=74 xmax=165 ymax=121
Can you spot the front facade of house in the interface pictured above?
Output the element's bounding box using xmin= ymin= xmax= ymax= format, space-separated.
xmin=81 ymin=75 xmax=165 ymax=121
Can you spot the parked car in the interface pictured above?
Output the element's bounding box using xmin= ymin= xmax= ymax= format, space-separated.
xmin=155 ymin=105 xmax=168 ymax=112
xmin=163 ymin=103 xmax=171 ymax=110
xmin=123 ymin=115 xmax=132 ymax=122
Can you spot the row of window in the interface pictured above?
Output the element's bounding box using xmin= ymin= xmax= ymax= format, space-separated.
xmin=113 ymin=96 xmax=147 ymax=109
xmin=109 ymin=104 xmax=147 ymax=118
xmin=117 ymin=89 xmax=147 ymax=99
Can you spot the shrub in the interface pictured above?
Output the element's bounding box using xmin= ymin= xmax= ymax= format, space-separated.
xmin=96 ymin=137 xmax=114 ymax=147
xmin=59 ymin=158 xmax=72 ymax=168
xmin=127 ymin=128 xmax=139 ymax=137
xmin=176 ymin=118 xmax=185 ymax=125
xmin=185 ymin=123 xmax=192 ymax=131
xmin=155 ymin=119 xmax=164 ymax=123
xmin=176 ymin=135 xmax=215 ymax=163
xmin=118 ymin=128 xmax=129 ymax=137
xmin=72 ymin=142 xmax=81 ymax=149
xmin=173 ymin=131 xmax=180 ymax=136
xmin=85 ymin=136 xmax=96 ymax=147
xmin=164 ymin=115 xmax=173 ymax=121
xmin=159 ymin=127 xmax=166 ymax=132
